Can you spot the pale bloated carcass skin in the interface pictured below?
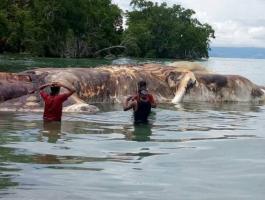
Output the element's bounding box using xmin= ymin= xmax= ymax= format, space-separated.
xmin=0 ymin=71 xmax=99 ymax=113
xmin=0 ymin=72 xmax=33 ymax=102
xmin=0 ymin=62 xmax=265 ymax=113
xmin=184 ymin=73 xmax=265 ymax=102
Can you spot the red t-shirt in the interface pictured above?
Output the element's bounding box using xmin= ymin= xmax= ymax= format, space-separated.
xmin=40 ymin=91 xmax=70 ymax=121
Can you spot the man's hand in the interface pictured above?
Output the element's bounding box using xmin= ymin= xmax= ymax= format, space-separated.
xmin=51 ymin=82 xmax=75 ymax=95
xmin=124 ymin=96 xmax=137 ymax=111
xmin=126 ymin=96 xmax=133 ymax=101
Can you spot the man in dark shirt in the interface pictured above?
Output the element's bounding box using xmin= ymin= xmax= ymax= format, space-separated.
xmin=124 ymin=81 xmax=156 ymax=123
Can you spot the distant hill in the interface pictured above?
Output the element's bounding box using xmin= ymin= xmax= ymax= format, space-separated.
xmin=209 ymin=47 xmax=265 ymax=59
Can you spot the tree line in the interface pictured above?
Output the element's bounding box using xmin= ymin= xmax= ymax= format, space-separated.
xmin=0 ymin=0 xmax=215 ymax=59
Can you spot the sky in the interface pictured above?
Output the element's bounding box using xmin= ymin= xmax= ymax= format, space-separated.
xmin=112 ymin=0 xmax=265 ymax=48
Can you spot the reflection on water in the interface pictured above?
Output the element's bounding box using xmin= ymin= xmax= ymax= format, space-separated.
xmin=124 ymin=123 xmax=153 ymax=142
xmin=132 ymin=123 xmax=152 ymax=142
xmin=0 ymin=164 xmax=19 ymax=192
xmin=160 ymin=101 xmax=263 ymax=113
xmin=1 ymin=57 xmax=265 ymax=199
xmin=0 ymin=101 xmax=265 ymax=199
xmin=0 ymin=54 xmax=112 ymax=73
xmin=42 ymin=121 xmax=62 ymax=143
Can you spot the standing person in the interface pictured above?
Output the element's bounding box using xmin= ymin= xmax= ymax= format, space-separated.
xmin=37 ymin=82 xmax=75 ymax=121
xmin=124 ymin=80 xmax=156 ymax=123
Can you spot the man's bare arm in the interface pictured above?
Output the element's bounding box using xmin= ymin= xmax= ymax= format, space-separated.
xmin=39 ymin=83 xmax=51 ymax=90
xmin=53 ymin=82 xmax=76 ymax=95
xmin=28 ymin=83 xmax=51 ymax=94
xmin=149 ymin=94 xmax=157 ymax=108
xmin=123 ymin=96 xmax=137 ymax=111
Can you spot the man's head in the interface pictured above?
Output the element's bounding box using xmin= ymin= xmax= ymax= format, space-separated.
xmin=50 ymin=86 xmax=60 ymax=96
xmin=139 ymin=89 xmax=148 ymax=99
xmin=138 ymin=80 xmax=148 ymax=99
xmin=138 ymin=80 xmax=147 ymax=91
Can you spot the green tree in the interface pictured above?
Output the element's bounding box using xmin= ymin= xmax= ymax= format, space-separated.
xmin=123 ymin=0 xmax=215 ymax=59
xmin=0 ymin=0 xmax=215 ymax=59
xmin=0 ymin=0 xmax=32 ymax=53
xmin=0 ymin=0 xmax=123 ymax=57
xmin=29 ymin=0 xmax=123 ymax=57
xmin=0 ymin=9 xmax=8 ymax=52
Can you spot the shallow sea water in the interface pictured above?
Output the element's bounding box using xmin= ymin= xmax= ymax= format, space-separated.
xmin=0 ymin=57 xmax=265 ymax=199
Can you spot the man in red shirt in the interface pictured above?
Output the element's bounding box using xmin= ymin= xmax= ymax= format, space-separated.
xmin=124 ymin=81 xmax=156 ymax=123
xmin=38 ymin=82 xmax=75 ymax=121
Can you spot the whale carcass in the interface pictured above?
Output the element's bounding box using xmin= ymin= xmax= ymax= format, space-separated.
xmin=0 ymin=63 xmax=264 ymax=112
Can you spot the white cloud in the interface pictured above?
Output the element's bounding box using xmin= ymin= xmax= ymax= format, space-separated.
xmin=212 ymin=21 xmax=250 ymax=46
xmin=211 ymin=21 xmax=265 ymax=47
xmin=248 ymin=27 xmax=265 ymax=40
xmin=112 ymin=0 xmax=265 ymax=48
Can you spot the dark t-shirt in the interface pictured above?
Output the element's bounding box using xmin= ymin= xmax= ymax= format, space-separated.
xmin=133 ymin=94 xmax=155 ymax=123
xmin=40 ymin=91 xmax=70 ymax=121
